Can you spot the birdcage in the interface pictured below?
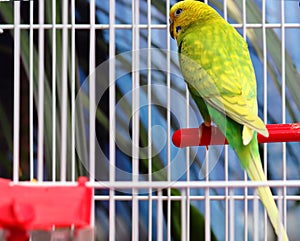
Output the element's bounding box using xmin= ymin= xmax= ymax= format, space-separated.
xmin=0 ymin=0 xmax=300 ymax=240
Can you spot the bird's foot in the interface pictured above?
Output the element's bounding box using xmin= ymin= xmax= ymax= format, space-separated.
xmin=199 ymin=121 xmax=212 ymax=150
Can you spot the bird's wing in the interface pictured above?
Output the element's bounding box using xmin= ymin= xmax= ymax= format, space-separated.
xmin=178 ymin=23 xmax=268 ymax=140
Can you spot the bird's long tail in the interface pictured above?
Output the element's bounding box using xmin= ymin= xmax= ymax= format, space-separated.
xmin=246 ymin=152 xmax=289 ymax=241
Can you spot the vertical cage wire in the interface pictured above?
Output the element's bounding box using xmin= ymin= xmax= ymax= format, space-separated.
xmin=132 ymin=1 xmax=140 ymax=241
xmin=109 ymin=0 xmax=116 ymax=240
xmin=13 ymin=1 xmax=20 ymax=182
xmin=229 ymin=188 xmax=235 ymax=241
xmin=60 ymin=0 xmax=69 ymax=181
xmin=29 ymin=0 xmax=34 ymax=180
xmin=51 ymin=0 xmax=57 ymax=181
xmin=157 ymin=189 xmax=163 ymax=241
xmin=205 ymin=150 xmax=211 ymax=241
xmin=89 ymin=0 xmax=96 ymax=231
xmin=89 ymin=0 xmax=96 ymax=183
xmin=37 ymin=0 xmax=44 ymax=182
xmin=262 ymin=0 xmax=268 ymax=238
xmin=165 ymin=1 xmax=173 ymax=241
xmin=71 ymin=0 xmax=76 ymax=182
xmin=1 ymin=0 xmax=299 ymax=240
xmin=223 ymin=3 xmax=229 ymax=241
xmin=242 ymin=1 xmax=251 ymax=240
xmin=280 ymin=0 xmax=288 ymax=232
xmin=223 ymin=0 xmax=230 ymax=241
xmin=147 ymin=1 xmax=153 ymax=241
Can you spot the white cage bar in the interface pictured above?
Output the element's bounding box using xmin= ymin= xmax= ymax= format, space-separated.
xmin=0 ymin=0 xmax=299 ymax=240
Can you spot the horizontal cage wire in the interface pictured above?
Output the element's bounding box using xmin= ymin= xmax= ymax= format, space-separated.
xmin=0 ymin=0 xmax=299 ymax=241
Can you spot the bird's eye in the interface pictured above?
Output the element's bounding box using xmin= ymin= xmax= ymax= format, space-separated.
xmin=174 ymin=8 xmax=183 ymax=17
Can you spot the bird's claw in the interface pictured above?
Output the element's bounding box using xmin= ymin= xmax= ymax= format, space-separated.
xmin=199 ymin=122 xmax=212 ymax=150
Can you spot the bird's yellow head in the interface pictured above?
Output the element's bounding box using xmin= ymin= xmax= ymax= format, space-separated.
xmin=169 ymin=0 xmax=221 ymax=40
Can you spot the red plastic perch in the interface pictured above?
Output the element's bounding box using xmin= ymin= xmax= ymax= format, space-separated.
xmin=172 ymin=123 xmax=300 ymax=148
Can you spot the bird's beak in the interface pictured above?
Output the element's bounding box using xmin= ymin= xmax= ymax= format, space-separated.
xmin=169 ymin=18 xmax=174 ymax=39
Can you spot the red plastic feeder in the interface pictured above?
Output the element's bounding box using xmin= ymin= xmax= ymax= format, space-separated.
xmin=172 ymin=123 xmax=300 ymax=148
xmin=0 ymin=177 xmax=92 ymax=241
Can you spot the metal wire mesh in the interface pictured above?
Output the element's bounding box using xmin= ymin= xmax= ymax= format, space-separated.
xmin=0 ymin=0 xmax=300 ymax=240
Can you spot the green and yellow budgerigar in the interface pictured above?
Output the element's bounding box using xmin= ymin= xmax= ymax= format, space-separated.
xmin=169 ymin=1 xmax=289 ymax=240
